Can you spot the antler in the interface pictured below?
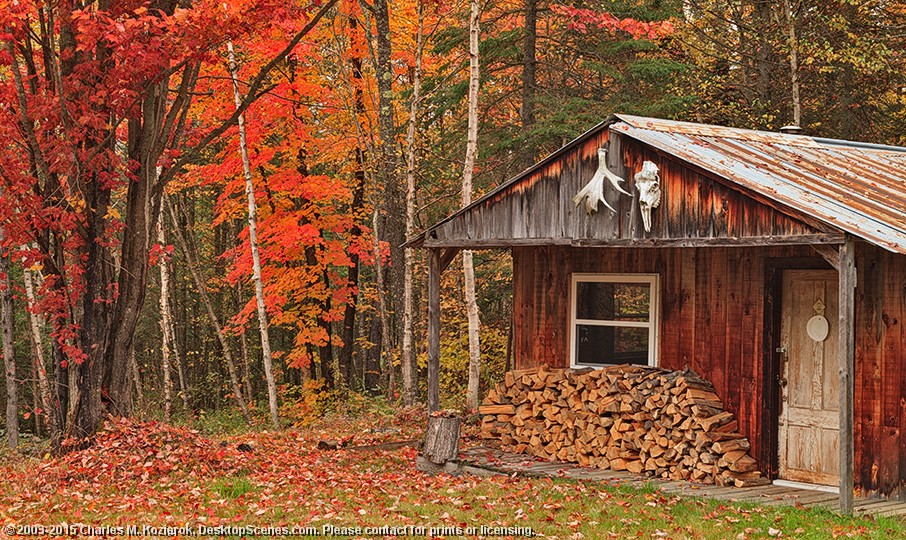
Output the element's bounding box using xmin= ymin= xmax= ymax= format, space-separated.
xmin=572 ymin=148 xmax=631 ymax=215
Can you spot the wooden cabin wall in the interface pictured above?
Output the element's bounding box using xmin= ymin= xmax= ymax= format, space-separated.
xmin=854 ymin=244 xmax=906 ymax=499
xmin=428 ymin=134 xmax=829 ymax=247
xmin=512 ymin=244 xmax=822 ymax=476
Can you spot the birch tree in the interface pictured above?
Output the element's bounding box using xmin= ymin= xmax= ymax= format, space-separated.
xmin=462 ymin=0 xmax=482 ymax=410
xmin=401 ymin=2 xmax=425 ymax=407
xmin=22 ymin=263 xmax=56 ymax=439
xmin=157 ymin=218 xmax=174 ymax=421
xmin=228 ymin=41 xmax=279 ymax=429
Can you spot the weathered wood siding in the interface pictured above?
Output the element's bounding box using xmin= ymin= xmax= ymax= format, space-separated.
xmin=512 ymin=245 xmax=823 ymax=479
xmin=426 ymin=133 xmax=832 ymax=247
xmin=511 ymin=243 xmax=906 ymax=497
xmin=854 ymin=244 xmax=906 ymax=499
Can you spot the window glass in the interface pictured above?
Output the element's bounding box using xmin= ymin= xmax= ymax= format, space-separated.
xmin=576 ymin=282 xmax=650 ymax=322
xmin=575 ymin=325 xmax=650 ymax=366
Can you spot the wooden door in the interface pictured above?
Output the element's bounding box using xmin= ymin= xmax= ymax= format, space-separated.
xmin=778 ymin=270 xmax=840 ymax=486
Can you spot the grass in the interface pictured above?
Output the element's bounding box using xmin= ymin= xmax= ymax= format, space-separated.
xmin=212 ymin=476 xmax=256 ymax=499
xmin=0 ymin=408 xmax=903 ymax=539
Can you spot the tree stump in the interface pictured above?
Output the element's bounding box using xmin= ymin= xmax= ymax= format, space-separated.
xmin=418 ymin=412 xmax=461 ymax=472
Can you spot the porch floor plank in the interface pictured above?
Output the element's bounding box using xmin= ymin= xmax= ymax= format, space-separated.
xmin=876 ymin=506 xmax=906 ymax=517
xmin=726 ymin=486 xmax=806 ymax=502
xmin=854 ymin=500 xmax=906 ymax=514
xmin=766 ymin=492 xmax=840 ymax=507
xmin=458 ymin=446 xmax=906 ymax=517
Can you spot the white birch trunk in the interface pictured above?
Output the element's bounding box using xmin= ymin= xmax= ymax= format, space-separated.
xmin=157 ymin=218 xmax=173 ymax=422
xmin=463 ymin=0 xmax=482 ymax=410
xmin=22 ymin=263 xmax=56 ymax=437
xmin=165 ymin=194 xmax=252 ymax=424
xmin=0 ymin=233 xmax=17 ymax=448
xmin=372 ymin=206 xmax=394 ymax=396
xmin=238 ymin=325 xmax=253 ymax=402
xmin=401 ymin=2 xmax=425 ymax=407
xmin=228 ymin=41 xmax=279 ymax=429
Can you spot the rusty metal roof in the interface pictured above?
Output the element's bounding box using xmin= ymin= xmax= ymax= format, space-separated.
xmin=614 ymin=115 xmax=906 ymax=253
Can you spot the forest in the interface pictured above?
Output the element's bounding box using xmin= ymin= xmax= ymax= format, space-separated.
xmin=0 ymin=0 xmax=905 ymax=449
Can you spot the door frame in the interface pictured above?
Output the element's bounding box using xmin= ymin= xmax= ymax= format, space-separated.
xmin=761 ymin=257 xmax=834 ymax=480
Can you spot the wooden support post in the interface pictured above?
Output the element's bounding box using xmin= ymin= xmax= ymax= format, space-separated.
xmin=838 ymin=236 xmax=856 ymax=514
xmin=427 ymin=248 xmax=441 ymax=412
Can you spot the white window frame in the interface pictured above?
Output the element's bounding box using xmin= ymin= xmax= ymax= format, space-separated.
xmin=569 ymin=273 xmax=660 ymax=368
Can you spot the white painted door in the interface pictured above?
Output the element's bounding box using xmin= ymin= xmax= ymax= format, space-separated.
xmin=778 ymin=270 xmax=840 ymax=486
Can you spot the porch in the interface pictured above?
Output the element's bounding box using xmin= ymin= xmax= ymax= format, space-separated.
xmin=460 ymin=446 xmax=906 ymax=518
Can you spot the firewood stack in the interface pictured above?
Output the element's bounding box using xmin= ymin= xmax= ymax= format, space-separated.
xmin=479 ymin=365 xmax=767 ymax=487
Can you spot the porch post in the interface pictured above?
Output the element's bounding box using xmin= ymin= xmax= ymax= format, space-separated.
xmin=838 ymin=235 xmax=856 ymax=514
xmin=427 ymin=248 xmax=441 ymax=412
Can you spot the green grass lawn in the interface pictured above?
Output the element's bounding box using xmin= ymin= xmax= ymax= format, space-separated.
xmin=0 ymin=408 xmax=902 ymax=539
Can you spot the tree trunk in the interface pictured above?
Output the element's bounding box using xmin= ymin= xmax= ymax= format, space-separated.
xmin=751 ymin=0 xmax=773 ymax=104
xmin=373 ymin=0 xmax=405 ymax=357
xmin=422 ymin=413 xmax=461 ymax=465
xmin=338 ymin=15 xmax=367 ymax=390
xmin=521 ymin=0 xmax=537 ymax=166
xmin=22 ymin=263 xmax=58 ymax=440
xmin=238 ymin=317 xmax=254 ymax=403
xmin=228 ymin=41 xmax=279 ymax=429
xmin=0 ymin=233 xmax=18 ymax=449
xmin=785 ymin=0 xmax=801 ymax=126
xmin=157 ymin=217 xmax=174 ymax=422
xmin=165 ymin=194 xmax=252 ymax=424
xmin=172 ymin=336 xmax=188 ymax=409
xmin=30 ymin=361 xmax=40 ymax=436
xmin=372 ymin=206 xmax=394 ymax=396
xmin=162 ymin=216 xmax=187 ymax=410
xmin=129 ymin=347 xmax=144 ymax=410
xmin=401 ymin=1 xmax=425 ymax=407
xmin=462 ymin=0 xmax=482 ymax=411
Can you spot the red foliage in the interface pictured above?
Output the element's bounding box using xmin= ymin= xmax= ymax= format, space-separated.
xmin=175 ymin=8 xmax=374 ymax=369
xmin=38 ymin=418 xmax=251 ymax=489
xmin=550 ymin=5 xmax=675 ymax=39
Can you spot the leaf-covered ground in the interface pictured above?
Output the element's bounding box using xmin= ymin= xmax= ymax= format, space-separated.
xmin=0 ymin=410 xmax=903 ymax=539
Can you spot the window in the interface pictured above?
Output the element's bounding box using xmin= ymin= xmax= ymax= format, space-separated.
xmin=569 ymin=274 xmax=659 ymax=368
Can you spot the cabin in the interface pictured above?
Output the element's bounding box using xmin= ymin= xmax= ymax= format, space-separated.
xmin=407 ymin=115 xmax=906 ymax=510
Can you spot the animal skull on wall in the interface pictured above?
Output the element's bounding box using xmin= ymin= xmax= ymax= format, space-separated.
xmin=635 ymin=161 xmax=661 ymax=232
xmin=572 ymin=147 xmax=631 ymax=215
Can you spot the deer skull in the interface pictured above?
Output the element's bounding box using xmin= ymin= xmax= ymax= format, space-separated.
xmin=635 ymin=161 xmax=661 ymax=232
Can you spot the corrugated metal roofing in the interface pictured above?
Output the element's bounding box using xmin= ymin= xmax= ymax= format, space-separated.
xmin=613 ymin=115 xmax=906 ymax=253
